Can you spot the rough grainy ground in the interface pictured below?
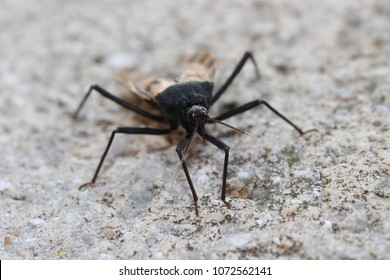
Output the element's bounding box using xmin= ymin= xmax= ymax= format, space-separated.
xmin=1 ymin=0 xmax=389 ymax=259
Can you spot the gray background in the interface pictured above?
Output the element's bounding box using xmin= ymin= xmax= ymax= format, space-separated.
xmin=1 ymin=0 xmax=389 ymax=259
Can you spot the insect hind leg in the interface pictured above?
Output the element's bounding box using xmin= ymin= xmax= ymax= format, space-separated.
xmin=73 ymin=84 xmax=164 ymax=122
xmin=211 ymin=51 xmax=260 ymax=105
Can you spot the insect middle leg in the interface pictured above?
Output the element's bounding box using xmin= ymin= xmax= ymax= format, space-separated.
xmin=211 ymin=51 xmax=261 ymax=105
xmin=79 ymin=127 xmax=172 ymax=190
xmin=73 ymin=84 xmax=164 ymax=122
xmin=213 ymin=100 xmax=317 ymax=135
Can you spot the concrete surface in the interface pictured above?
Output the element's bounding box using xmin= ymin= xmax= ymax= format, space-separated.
xmin=0 ymin=0 xmax=389 ymax=259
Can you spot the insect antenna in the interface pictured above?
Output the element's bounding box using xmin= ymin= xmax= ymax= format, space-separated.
xmin=207 ymin=118 xmax=257 ymax=139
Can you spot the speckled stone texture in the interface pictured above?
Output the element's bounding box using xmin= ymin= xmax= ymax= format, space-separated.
xmin=0 ymin=0 xmax=389 ymax=259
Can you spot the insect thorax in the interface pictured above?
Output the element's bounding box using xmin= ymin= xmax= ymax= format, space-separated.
xmin=153 ymin=81 xmax=213 ymax=132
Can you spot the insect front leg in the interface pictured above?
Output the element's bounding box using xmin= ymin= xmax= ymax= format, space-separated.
xmin=176 ymin=136 xmax=199 ymax=216
xmin=213 ymin=100 xmax=317 ymax=135
xmin=73 ymin=85 xmax=164 ymax=122
xmin=79 ymin=127 xmax=172 ymax=190
xmin=203 ymin=134 xmax=231 ymax=209
xmin=211 ymin=51 xmax=261 ymax=105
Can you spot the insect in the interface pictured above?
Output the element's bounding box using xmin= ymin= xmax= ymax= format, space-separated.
xmin=73 ymin=50 xmax=314 ymax=215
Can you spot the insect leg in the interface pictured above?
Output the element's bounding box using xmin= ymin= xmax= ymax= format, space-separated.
xmin=176 ymin=136 xmax=199 ymax=216
xmin=73 ymin=85 xmax=165 ymax=122
xmin=79 ymin=127 xmax=172 ymax=190
xmin=213 ymin=100 xmax=317 ymax=135
xmin=203 ymin=134 xmax=231 ymax=209
xmin=211 ymin=51 xmax=260 ymax=105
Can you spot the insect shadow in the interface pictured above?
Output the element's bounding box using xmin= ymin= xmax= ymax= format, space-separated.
xmin=73 ymin=50 xmax=316 ymax=216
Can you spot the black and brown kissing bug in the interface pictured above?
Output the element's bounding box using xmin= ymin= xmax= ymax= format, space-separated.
xmin=73 ymin=50 xmax=315 ymax=216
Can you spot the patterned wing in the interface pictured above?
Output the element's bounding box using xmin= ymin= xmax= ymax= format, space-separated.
xmin=116 ymin=50 xmax=217 ymax=102
xmin=176 ymin=50 xmax=217 ymax=83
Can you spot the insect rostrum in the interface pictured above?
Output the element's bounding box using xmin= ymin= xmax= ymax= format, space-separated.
xmin=74 ymin=50 xmax=314 ymax=216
